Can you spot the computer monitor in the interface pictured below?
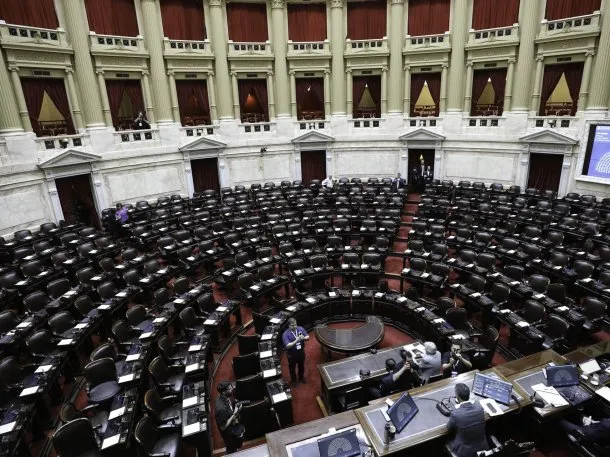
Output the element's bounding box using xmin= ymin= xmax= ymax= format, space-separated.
xmin=471 ymin=372 xmax=513 ymax=405
xmin=387 ymin=392 xmax=419 ymax=433
xmin=546 ymin=365 xmax=579 ymax=388
xmin=317 ymin=428 xmax=360 ymax=457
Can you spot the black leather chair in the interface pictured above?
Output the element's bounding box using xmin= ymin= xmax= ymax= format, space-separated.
xmin=0 ymin=356 xmax=36 ymax=394
xmin=143 ymin=389 xmax=182 ymax=428
xmin=240 ymin=398 xmax=275 ymax=440
xmin=232 ymin=352 xmax=260 ymax=379
xmin=157 ymin=335 xmax=187 ymax=366
xmin=179 ymin=307 xmax=206 ymax=335
xmin=0 ymin=310 xmax=19 ymax=334
xmin=519 ymin=300 xmax=546 ymax=325
xmin=83 ymin=358 xmax=120 ymax=404
xmin=237 ymin=333 xmax=260 ymax=356
xmin=59 ymin=402 xmax=109 ymax=438
xmin=566 ymin=427 xmax=610 ymax=457
xmin=148 ymin=356 xmax=185 ymax=396
xmin=542 ymin=314 xmax=570 ymax=350
xmin=111 ymin=320 xmax=140 ymax=349
xmin=469 ymin=326 xmax=499 ymax=370
xmin=235 ymin=373 xmax=266 ymax=402
xmin=52 ymin=418 xmax=103 ymax=457
xmin=134 ymin=416 xmax=182 ymax=457
xmin=581 ymin=297 xmax=607 ymax=333
xmin=89 ymin=343 xmax=127 ymax=375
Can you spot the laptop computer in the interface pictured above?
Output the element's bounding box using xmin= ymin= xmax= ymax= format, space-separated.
xmin=546 ymin=365 xmax=579 ymax=388
xmin=387 ymin=392 xmax=419 ymax=433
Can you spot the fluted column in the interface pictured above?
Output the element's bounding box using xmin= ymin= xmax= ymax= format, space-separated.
xmin=0 ymin=50 xmax=23 ymax=133
xmin=231 ymin=72 xmax=240 ymax=119
xmin=529 ymin=57 xmax=544 ymax=113
xmin=141 ymin=71 xmax=156 ymax=123
xmin=140 ymin=0 xmax=173 ymax=123
xmin=10 ymin=67 xmax=32 ymax=132
xmin=588 ymin=1 xmax=610 ymax=109
xmin=503 ymin=59 xmax=515 ymax=112
xmin=61 ymin=0 xmax=106 ymax=127
xmin=323 ymin=69 xmax=331 ymax=117
xmin=270 ymin=0 xmax=290 ymax=116
xmin=346 ymin=69 xmax=353 ymax=117
xmin=403 ymin=66 xmax=411 ymax=114
xmin=388 ymin=0 xmax=404 ymax=113
xmin=447 ymin=0 xmax=468 ymax=111
xmin=206 ymin=73 xmax=218 ymax=122
xmin=167 ymin=71 xmax=180 ymax=123
xmin=330 ymin=0 xmax=346 ymax=114
xmin=289 ymin=71 xmax=297 ymax=118
xmin=577 ymin=51 xmax=594 ymax=112
xmin=463 ymin=62 xmax=474 ymax=113
xmin=512 ymin=0 xmax=542 ymax=111
xmin=65 ymin=68 xmax=84 ymax=130
xmin=439 ymin=64 xmax=448 ymax=113
xmin=96 ymin=70 xmax=113 ymax=127
xmin=381 ymin=67 xmax=388 ymax=114
xmin=209 ymin=0 xmax=234 ymax=119
xmin=267 ymin=71 xmax=276 ymax=120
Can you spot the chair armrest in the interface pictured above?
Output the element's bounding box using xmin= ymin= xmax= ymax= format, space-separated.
xmin=161 ymin=394 xmax=179 ymax=402
xmin=149 ymin=453 xmax=170 ymax=457
xmin=174 ymin=341 xmax=189 ymax=346
xmin=130 ymin=326 xmax=144 ymax=333
xmin=81 ymin=403 xmax=100 ymax=414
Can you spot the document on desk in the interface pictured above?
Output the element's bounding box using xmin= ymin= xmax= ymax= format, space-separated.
xmin=272 ymin=392 xmax=288 ymax=403
xmin=20 ymin=386 xmax=39 ymax=397
xmin=101 ymin=434 xmax=121 ymax=449
xmin=0 ymin=421 xmax=16 ymax=435
xmin=595 ymin=386 xmax=610 ymax=402
xmin=532 ymin=384 xmax=569 ymax=407
xmin=184 ymin=422 xmax=202 ymax=435
xmin=108 ymin=407 xmax=126 ymax=420
xmin=479 ymin=398 xmax=504 ymax=416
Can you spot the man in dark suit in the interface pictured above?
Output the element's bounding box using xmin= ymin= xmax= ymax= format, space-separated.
xmin=559 ymin=412 xmax=610 ymax=442
xmin=392 ymin=173 xmax=406 ymax=191
xmin=446 ymin=383 xmax=488 ymax=457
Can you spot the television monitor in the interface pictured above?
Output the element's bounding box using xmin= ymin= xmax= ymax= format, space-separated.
xmin=582 ymin=124 xmax=610 ymax=178
xmin=387 ymin=392 xmax=419 ymax=433
xmin=471 ymin=372 xmax=513 ymax=405
xmin=317 ymin=428 xmax=360 ymax=457
xmin=546 ymin=365 xmax=579 ymax=388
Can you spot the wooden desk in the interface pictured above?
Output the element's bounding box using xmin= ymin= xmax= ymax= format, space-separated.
xmin=265 ymin=411 xmax=360 ymax=457
xmin=228 ymin=444 xmax=270 ymax=457
xmin=494 ymin=350 xmax=565 ymax=378
xmin=565 ymin=341 xmax=610 ymax=391
xmin=315 ymin=315 xmax=384 ymax=356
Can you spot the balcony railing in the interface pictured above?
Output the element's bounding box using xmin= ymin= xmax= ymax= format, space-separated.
xmin=163 ymin=38 xmax=213 ymax=58
xmin=349 ymin=118 xmax=384 ymax=128
xmin=0 ymin=21 xmax=70 ymax=49
xmin=286 ymin=40 xmax=331 ymax=59
xmin=528 ymin=116 xmax=577 ymax=130
xmin=239 ymin=122 xmax=275 ymax=134
xmin=296 ymin=120 xmax=328 ymax=131
xmin=404 ymin=32 xmax=451 ymax=53
xmin=538 ymin=11 xmax=601 ymax=39
xmin=113 ymin=128 xmax=160 ymax=145
xmin=227 ymin=41 xmax=273 ymax=59
xmin=181 ymin=124 xmax=218 ymax=138
xmin=405 ymin=117 xmax=441 ymax=128
xmin=35 ymin=133 xmax=90 ymax=151
xmin=89 ymin=32 xmax=147 ymax=54
xmin=468 ymin=24 xmax=519 ymax=46
xmin=345 ymin=37 xmax=389 ymax=56
xmin=464 ymin=117 xmax=503 ymax=128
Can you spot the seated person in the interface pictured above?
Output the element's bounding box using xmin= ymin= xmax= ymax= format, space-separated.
xmin=413 ymin=341 xmax=442 ymax=382
xmin=558 ymin=410 xmax=610 ymax=443
xmin=394 ymin=349 xmax=422 ymax=391
xmin=447 ymin=383 xmax=488 ymax=457
xmin=442 ymin=342 xmax=472 ymax=378
xmin=368 ymin=357 xmax=417 ymax=399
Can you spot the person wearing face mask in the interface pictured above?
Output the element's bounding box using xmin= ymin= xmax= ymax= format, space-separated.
xmin=282 ymin=318 xmax=309 ymax=386
xmin=442 ymin=342 xmax=472 ymax=378
xmin=215 ymin=381 xmax=245 ymax=453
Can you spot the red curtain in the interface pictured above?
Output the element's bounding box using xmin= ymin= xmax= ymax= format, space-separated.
xmin=191 ymin=158 xmax=220 ymax=193
xmin=347 ymin=0 xmax=387 ymax=40
xmin=56 ymin=174 xmax=100 ymax=229
xmin=160 ymin=0 xmax=206 ymax=40
xmin=0 ymin=0 xmax=58 ymax=28
xmin=410 ymin=73 xmax=427 ymax=116
xmin=287 ymin=4 xmax=327 ymax=42
xmin=539 ymin=63 xmax=582 ymax=116
xmin=295 ymin=78 xmax=324 ymax=119
xmin=238 ymin=79 xmax=269 ymax=121
xmin=488 ymin=68 xmax=507 ymax=114
xmin=21 ymin=78 xmax=75 ymax=136
xmin=226 ymin=3 xmax=268 ymax=42
xmin=545 ymin=0 xmax=601 ymax=20
xmin=84 ymin=0 xmax=139 ymax=36
xmin=471 ymin=0 xmax=520 ymax=30
xmin=408 ymin=0 xmax=450 ymax=36
xmin=527 ymin=153 xmax=564 ymax=192
xmin=471 ymin=71 xmax=489 ymax=115
xmin=176 ymin=80 xmax=210 ymax=125
xmin=425 ymin=74 xmax=441 ymax=116
xmin=300 ymin=150 xmax=327 ymax=184
xmin=352 ymin=76 xmax=381 ymax=117
xmin=105 ymin=79 xmax=145 ymax=129
xmin=563 ymin=62 xmax=584 ymax=115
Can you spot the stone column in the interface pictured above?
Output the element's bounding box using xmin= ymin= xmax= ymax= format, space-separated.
xmin=388 ymin=0 xmax=405 ymax=113
xmin=206 ymin=73 xmax=218 ymax=122
xmin=96 ymin=70 xmax=113 ymax=127
xmin=512 ymin=0 xmax=542 ymax=111
xmin=463 ymin=62 xmax=474 ymax=113
xmin=141 ymin=71 xmax=156 ymax=123
xmin=209 ymin=0 xmax=234 ymax=119
xmin=267 ymin=71 xmax=276 ymax=120
xmin=439 ymin=64 xmax=449 ymax=113
xmin=140 ymin=0 xmax=173 ymax=123
xmin=289 ymin=71 xmax=297 ymax=118
xmin=403 ymin=65 xmax=411 ymax=114
xmin=65 ymin=68 xmax=84 ymax=130
xmin=503 ymin=58 xmax=515 ymax=112
xmin=324 ymin=69 xmax=331 ymax=117
xmin=577 ymin=51 xmax=594 ymax=111
xmin=61 ymin=0 xmax=105 ymax=128
xmin=588 ymin=1 xmax=610 ymax=109
xmin=0 ymin=50 xmax=23 ymax=133
xmin=346 ymin=69 xmax=353 ymax=117
xmin=167 ymin=70 xmax=180 ymax=123
xmin=9 ymin=67 xmax=32 ymax=132
xmin=529 ymin=57 xmax=544 ymax=113
xmin=330 ymin=0 xmax=346 ymax=115
xmin=231 ymin=72 xmax=240 ymax=119
xmin=446 ymin=0 xmax=468 ymax=111
xmin=270 ymin=0 xmax=290 ymax=116
xmin=381 ymin=67 xmax=388 ymax=114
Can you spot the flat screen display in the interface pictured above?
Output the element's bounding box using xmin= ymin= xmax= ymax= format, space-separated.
xmin=471 ymin=373 xmax=513 ymax=405
xmin=582 ymin=125 xmax=610 ymax=178
xmin=546 ymin=365 xmax=579 ymax=388
xmin=317 ymin=428 xmax=360 ymax=457
xmin=387 ymin=392 xmax=419 ymax=433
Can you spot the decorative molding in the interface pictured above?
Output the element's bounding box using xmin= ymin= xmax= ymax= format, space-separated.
xmin=37 ymin=149 xmax=102 ymax=169
xmin=330 ymin=0 xmax=344 ymax=8
xmin=399 ymin=128 xmax=446 ymax=142
xmin=270 ymin=0 xmax=285 ymax=8
xmin=179 ymin=136 xmax=227 ymax=152
xmin=291 ymin=131 xmax=334 ymax=144
xmin=208 ymin=0 xmax=222 ymax=6
xmin=519 ymin=129 xmax=578 ymax=145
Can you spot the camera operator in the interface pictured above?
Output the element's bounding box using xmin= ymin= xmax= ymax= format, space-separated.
xmin=282 ymin=318 xmax=309 ymax=386
xmin=215 ymin=381 xmax=245 ymax=453
xmin=442 ymin=342 xmax=472 ymax=378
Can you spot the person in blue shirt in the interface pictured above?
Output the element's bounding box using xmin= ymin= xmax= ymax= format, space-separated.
xmin=282 ymin=318 xmax=309 ymax=386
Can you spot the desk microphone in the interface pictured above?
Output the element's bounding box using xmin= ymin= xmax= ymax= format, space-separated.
xmin=416 ymin=396 xmax=453 ymax=417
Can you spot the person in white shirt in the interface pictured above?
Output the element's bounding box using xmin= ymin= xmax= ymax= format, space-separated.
xmin=321 ymin=175 xmax=333 ymax=188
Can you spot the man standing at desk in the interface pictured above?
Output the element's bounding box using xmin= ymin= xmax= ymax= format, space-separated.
xmin=447 ymin=383 xmax=488 ymax=457
xmin=282 ymin=318 xmax=309 ymax=386
xmin=321 ymin=175 xmax=334 ymax=189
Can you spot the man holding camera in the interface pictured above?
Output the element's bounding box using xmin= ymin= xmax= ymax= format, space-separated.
xmin=215 ymin=381 xmax=245 ymax=453
xmin=442 ymin=342 xmax=472 ymax=378
xmin=282 ymin=318 xmax=309 ymax=386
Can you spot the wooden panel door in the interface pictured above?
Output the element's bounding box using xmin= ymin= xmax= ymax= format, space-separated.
xmin=300 ymin=150 xmax=326 ymax=185
xmin=55 ymin=174 xmax=100 ymax=228
xmin=191 ymin=158 xmax=220 ymax=193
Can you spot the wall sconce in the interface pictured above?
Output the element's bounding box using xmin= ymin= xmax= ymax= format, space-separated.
xmin=260 ymin=147 xmax=267 ymax=156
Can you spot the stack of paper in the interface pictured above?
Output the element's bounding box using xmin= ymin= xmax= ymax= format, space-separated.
xmin=531 ymin=384 xmax=569 ymax=407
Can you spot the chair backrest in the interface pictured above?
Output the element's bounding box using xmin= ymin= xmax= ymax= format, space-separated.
xmin=179 ymin=307 xmax=200 ymax=329
xmin=0 ymin=310 xmax=19 ymax=334
xmin=148 ymin=356 xmax=170 ymax=385
xmin=238 ymin=333 xmax=261 ymax=356
xmin=84 ymin=358 xmax=117 ymax=387
xmin=48 ymin=311 xmax=75 ymax=335
xmin=23 ymin=291 xmax=50 ymax=313
xmin=134 ymin=416 xmax=158 ymax=455
xmin=522 ymin=300 xmax=545 ymax=323
xmin=26 ymin=330 xmax=55 ymax=356
xmin=90 ymin=343 xmax=118 ymax=362
xmin=445 ymin=307 xmax=468 ymax=330
xmin=546 ymin=283 xmax=567 ymax=304
xmin=545 ymin=314 xmax=569 ymax=339
xmin=582 ymin=297 xmax=606 ymax=319
xmin=126 ymin=305 xmax=149 ymax=327
xmin=233 ymin=352 xmax=260 ymax=379
xmin=528 ymin=275 xmax=550 ymax=294
xmin=252 ymin=312 xmax=270 ymax=335
xmin=240 ymin=398 xmax=272 ymax=439
xmin=235 ymin=373 xmax=266 ymax=402
xmin=143 ymin=389 xmax=166 ymax=423
xmin=111 ymin=320 xmax=133 ymax=344
xmin=435 ymin=297 xmax=455 ymax=315
xmin=52 ymin=418 xmax=100 ymax=457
